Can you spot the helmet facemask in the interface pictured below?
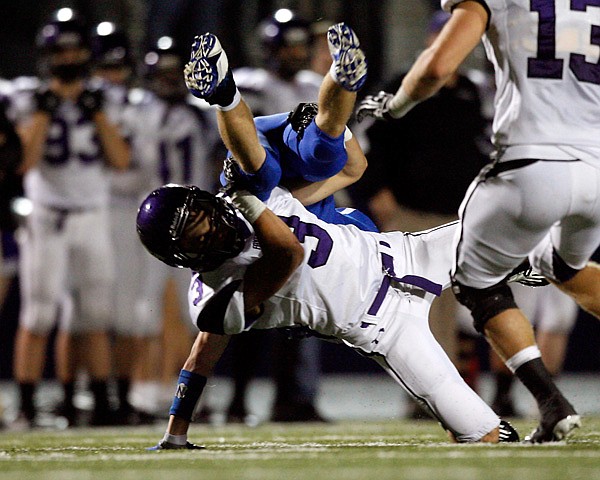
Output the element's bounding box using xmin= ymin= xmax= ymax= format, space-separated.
xmin=137 ymin=185 xmax=247 ymax=272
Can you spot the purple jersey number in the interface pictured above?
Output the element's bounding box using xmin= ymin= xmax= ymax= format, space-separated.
xmin=528 ymin=0 xmax=600 ymax=84
xmin=279 ymin=215 xmax=333 ymax=268
xmin=44 ymin=118 xmax=70 ymax=165
xmin=44 ymin=117 xmax=102 ymax=165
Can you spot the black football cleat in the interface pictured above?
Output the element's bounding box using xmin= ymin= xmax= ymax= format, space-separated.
xmin=498 ymin=419 xmax=520 ymax=442
xmin=524 ymin=394 xmax=581 ymax=443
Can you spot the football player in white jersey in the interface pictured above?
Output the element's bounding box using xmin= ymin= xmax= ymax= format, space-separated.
xmin=137 ymin=25 xmax=524 ymax=448
xmin=8 ymin=8 xmax=130 ymax=428
xmin=136 ymin=36 xmax=222 ymax=401
xmin=356 ymin=0 xmax=600 ymax=442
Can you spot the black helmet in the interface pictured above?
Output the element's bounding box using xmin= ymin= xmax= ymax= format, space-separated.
xmin=259 ymin=9 xmax=311 ymax=50
xmin=37 ymin=8 xmax=89 ymax=52
xmin=91 ymin=21 xmax=132 ymax=68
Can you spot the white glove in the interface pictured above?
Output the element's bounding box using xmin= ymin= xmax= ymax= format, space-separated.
xmin=355 ymin=91 xmax=394 ymax=122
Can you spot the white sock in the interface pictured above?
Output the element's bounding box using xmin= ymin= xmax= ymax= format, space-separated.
xmin=505 ymin=346 xmax=542 ymax=373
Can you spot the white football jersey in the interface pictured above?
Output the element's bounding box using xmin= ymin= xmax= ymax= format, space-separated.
xmin=131 ymin=94 xmax=220 ymax=192
xmin=6 ymin=77 xmax=126 ymax=209
xmin=232 ymin=67 xmax=321 ymax=115
xmin=189 ymin=187 xmax=457 ymax=343
xmin=443 ymin=0 xmax=600 ymax=166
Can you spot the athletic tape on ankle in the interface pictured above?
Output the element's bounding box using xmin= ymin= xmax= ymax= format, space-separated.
xmin=163 ymin=433 xmax=187 ymax=446
xmin=230 ymin=190 xmax=267 ymax=224
xmin=169 ymin=370 xmax=207 ymax=421
xmin=505 ymin=346 xmax=542 ymax=373
xmin=387 ymin=85 xmax=419 ymax=119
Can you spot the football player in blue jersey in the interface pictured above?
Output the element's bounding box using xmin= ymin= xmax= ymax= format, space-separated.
xmin=187 ymin=22 xmax=375 ymax=423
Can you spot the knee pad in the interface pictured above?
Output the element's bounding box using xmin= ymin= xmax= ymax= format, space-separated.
xmin=551 ymin=248 xmax=581 ymax=283
xmin=451 ymin=280 xmax=517 ymax=333
xmin=531 ymin=239 xmax=581 ymax=283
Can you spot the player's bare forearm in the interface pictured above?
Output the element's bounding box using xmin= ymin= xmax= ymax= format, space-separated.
xmin=242 ymin=208 xmax=304 ymax=311
xmin=401 ymin=2 xmax=487 ymax=101
xmin=17 ymin=113 xmax=51 ymax=173
xmin=182 ymin=330 xmax=231 ymax=377
xmin=93 ymin=112 xmax=131 ymax=171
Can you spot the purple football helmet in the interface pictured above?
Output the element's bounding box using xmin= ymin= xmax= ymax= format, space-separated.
xmin=136 ymin=184 xmax=247 ymax=272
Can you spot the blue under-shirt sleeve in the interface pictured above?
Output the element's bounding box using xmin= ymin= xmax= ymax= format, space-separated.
xmin=219 ymin=147 xmax=282 ymax=201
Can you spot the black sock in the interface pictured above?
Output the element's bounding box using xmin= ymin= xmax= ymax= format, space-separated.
xmin=514 ymin=358 xmax=562 ymax=405
xmin=62 ymin=381 xmax=75 ymax=409
xmin=19 ymin=382 xmax=36 ymax=419
xmin=116 ymin=378 xmax=131 ymax=410
xmin=90 ymin=380 xmax=110 ymax=413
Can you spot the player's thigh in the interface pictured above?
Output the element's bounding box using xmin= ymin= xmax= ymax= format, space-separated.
xmin=73 ymin=210 xmax=115 ymax=322
xmin=552 ymin=162 xmax=600 ymax=268
xmin=455 ymin=162 xmax=566 ymax=287
xmin=19 ymin=209 xmax=68 ymax=304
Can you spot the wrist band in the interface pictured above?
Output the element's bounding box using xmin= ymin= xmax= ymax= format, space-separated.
xmin=387 ymin=85 xmax=419 ymax=118
xmin=169 ymin=370 xmax=207 ymax=421
xmin=230 ymin=190 xmax=267 ymax=224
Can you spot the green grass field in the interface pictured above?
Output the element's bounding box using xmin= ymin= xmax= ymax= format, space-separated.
xmin=1 ymin=417 xmax=600 ymax=480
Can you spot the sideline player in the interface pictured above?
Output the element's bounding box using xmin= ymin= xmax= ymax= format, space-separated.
xmin=8 ymin=9 xmax=130 ymax=427
xmin=356 ymin=0 xmax=599 ymax=442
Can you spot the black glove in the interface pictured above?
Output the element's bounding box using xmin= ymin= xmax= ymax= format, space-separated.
xmin=220 ymin=156 xmax=248 ymax=195
xmin=77 ymin=88 xmax=104 ymax=119
xmin=287 ymin=102 xmax=318 ymax=140
xmin=34 ymin=88 xmax=60 ymax=115
xmin=355 ymin=91 xmax=395 ymax=122
xmin=147 ymin=440 xmax=205 ymax=451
